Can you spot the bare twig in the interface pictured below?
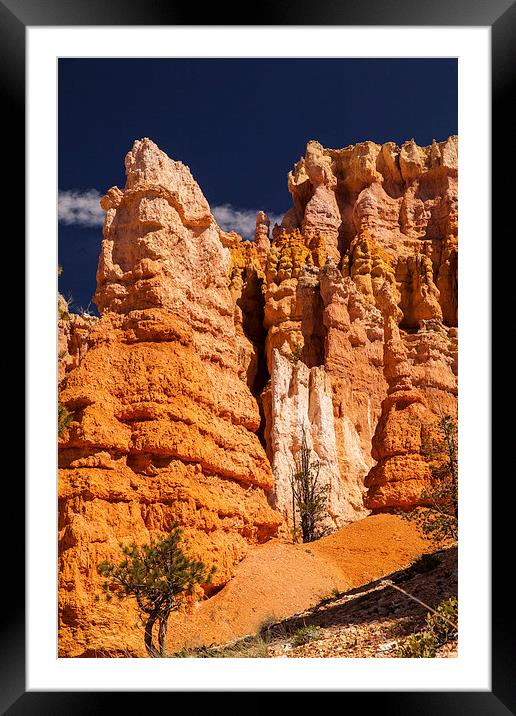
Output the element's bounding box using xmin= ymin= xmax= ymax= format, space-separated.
xmin=380 ymin=580 xmax=458 ymax=630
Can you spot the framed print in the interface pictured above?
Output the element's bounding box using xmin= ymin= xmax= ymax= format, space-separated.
xmin=5 ymin=0 xmax=510 ymax=711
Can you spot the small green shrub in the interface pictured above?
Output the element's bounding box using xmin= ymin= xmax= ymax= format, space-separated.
xmin=411 ymin=553 xmax=442 ymax=574
xmin=396 ymin=628 xmax=438 ymax=658
xmin=58 ymin=293 xmax=73 ymax=321
xmin=317 ymin=587 xmax=340 ymax=606
xmin=291 ymin=625 xmax=321 ymax=647
xmin=396 ymin=597 xmax=458 ymax=658
xmin=401 ymin=415 xmax=458 ymax=544
xmin=288 ymin=338 xmax=303 ymax=364
xmin=426 ymin=596 xmax=458 ymax=644
xmin=258 ymin=615 xmax=279 ymax=640
xmin=58 ymin=403 xmax=73 ymax=437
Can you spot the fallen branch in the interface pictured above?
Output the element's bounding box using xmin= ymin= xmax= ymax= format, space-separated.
xmin=380 ymin=580 xmax=458 ymax=631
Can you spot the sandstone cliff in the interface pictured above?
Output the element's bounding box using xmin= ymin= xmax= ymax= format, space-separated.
xmin=58 ymin=139 xmax=283 ymax=656
xmin=58 ymin=135 xmax=457 ymax=656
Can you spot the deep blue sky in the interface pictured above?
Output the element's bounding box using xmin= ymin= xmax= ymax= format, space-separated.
xmin=58 ymin=58 xmax=457 ymax=312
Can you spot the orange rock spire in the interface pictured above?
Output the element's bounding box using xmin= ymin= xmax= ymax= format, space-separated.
xmin=58 ymin=135 xmax=458 ymax=656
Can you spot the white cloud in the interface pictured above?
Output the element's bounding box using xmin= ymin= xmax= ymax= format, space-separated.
xmin=58 ymin=190 xmax=285 ymax=239
xmin=212 ymin=204 xmax=284 ymax=240
xmin=58 ymin=189 xmax=104 ymax=227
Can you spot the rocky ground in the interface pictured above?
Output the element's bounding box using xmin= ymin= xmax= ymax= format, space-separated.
xmin=175 ymin=544 xmax=457 ymax=659
xmin=165 ymin=513 xmax=441 ymax=654
xmin=265 ymin=545 xmax=457 ymax=658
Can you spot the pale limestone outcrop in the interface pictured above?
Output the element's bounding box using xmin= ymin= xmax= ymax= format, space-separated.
xmin=319 ymin=259 xmax=385 ymax=516
xmin=268 ymin=349 xmax=352 ymax=529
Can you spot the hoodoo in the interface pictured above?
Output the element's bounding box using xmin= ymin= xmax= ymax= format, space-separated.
xmin=58 ymin=136 xmax=457 ymax=656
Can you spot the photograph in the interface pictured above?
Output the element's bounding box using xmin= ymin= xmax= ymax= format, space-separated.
xmin=57 ymin=57 xmax=460 ymax=660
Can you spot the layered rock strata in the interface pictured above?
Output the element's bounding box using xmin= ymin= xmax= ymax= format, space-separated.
xmin=261 ymin=136 xmax=457 ymax=524
xmin=58 ymin=139 xmax=283 ymax=656
xmin=58 ymin=135 xmax=458 ymax=656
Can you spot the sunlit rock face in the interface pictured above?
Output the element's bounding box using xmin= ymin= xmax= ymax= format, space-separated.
xmin=58 ymin=139 xmax=283 ymax=657
xmin=58 ymin=135 xmax=458 ymax=656
xmin=262 ymin=136 xmax=457 ymax=522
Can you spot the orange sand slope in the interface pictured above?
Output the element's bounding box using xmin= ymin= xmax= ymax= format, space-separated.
xmin=167 ymin=513 xmax=434 ymax=652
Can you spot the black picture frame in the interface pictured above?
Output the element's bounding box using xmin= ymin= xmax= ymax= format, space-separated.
xmin=7 ymin=0 xmax=509 ymax=711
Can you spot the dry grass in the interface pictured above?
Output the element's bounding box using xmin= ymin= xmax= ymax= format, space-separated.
xmin=171 ymin=634 xmax=270 ymax=659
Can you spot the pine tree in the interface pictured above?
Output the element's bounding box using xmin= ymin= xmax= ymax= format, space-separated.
xmin=289 ymin=429 xmax=330 ymax=543
xmin=403 ymin=414 xmax=458 ymax=543
xmin=98 ymin=526 xmax=215 ymax=657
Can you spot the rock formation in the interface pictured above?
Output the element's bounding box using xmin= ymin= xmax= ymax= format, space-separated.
xmin=58 ymin=294 xmax=96 ymax=384
xmin=58 ymin=139 xmax=283 ymax=656
xmin=58 ymin=135 xmax=458 ymax=656
xmin=265 ymin=136 xmax=457 ymax=522
xmin=253 ymin=211 xmax=271 ymax=271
